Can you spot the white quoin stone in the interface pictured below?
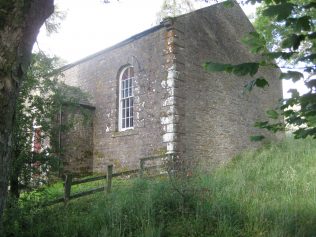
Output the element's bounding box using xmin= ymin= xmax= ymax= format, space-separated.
xmin=166 ymin=78 xmax=175 ymax=88
xmin=162 ymin=123 xmax=177 ymax=133
xmin=166 ymin=142 xmax=177 ymax=153
xmin=166 ymin=123 xmax=177 ymax=133
xmin=160 ymin=116 xmax=172 ymax=125
xmin=161 ymin=80 xmax=167 ymax=89
xmin=166 ymin=87 xmax=177 ymax=96
xmin=166 ymin=106 xmax=178 ymax=115
xmin=161 ymin=78 xmax=176 ymax=89
xmin=167 ymin=65 xmax=179 ymax=79
xmin=162 ymin=97 xmax=176 ymax=107
xmin=160 ymin=115 xmax=180 ymax=125
xmin=163 ymin=132 xmax=177 ymax=143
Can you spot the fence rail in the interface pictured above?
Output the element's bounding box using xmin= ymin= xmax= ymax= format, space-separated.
xmin=47 ymin=154 xmax=169 ymax=205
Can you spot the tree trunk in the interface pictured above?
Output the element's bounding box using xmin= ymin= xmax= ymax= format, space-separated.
xmin=0 ymin=0 xmax=54 ymax=230
xmin=9 ymin=175 xmax=20 ymax=199
xmin=9 ymin=149 xmax=20 ymax=199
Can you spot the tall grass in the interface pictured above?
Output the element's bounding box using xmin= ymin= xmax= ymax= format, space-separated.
xmin=4 ymin=138 xmax=316 ymax=237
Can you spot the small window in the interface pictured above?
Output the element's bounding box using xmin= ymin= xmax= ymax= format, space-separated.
xmin=119 ymin=66 xmax=134 ymax=131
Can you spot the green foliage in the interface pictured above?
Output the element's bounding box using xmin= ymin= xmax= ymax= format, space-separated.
xmin=262 ymin=3 xmax=294 ymax=21
xmin=3 ymin=138 xmax=316 ymax=236
xmin=241 ymin=31 xmax=267 ymax=53
xmin=11 ymin=52 xmax=63 ymax=196
xmin=250 ymin=135 xmax=265 ymax=141
xmin=203 ymin=62 xmax=260 ymax=76
xmin=244 ymin=77 xmax=269 ymax=91
xmin=11 ymin=52 xmax=90 ymax=197
xmin=205 ymin=0 xmax=316 ymax=139
xmin=279 ymin=71 xmax=304 ymax=82
xmin=156 ymin=0 xmax=195 ymax=23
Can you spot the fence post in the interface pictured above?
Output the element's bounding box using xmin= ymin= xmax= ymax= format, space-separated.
xmin=139 ymin=159 xmax=145 ymax=178
xmin=64 ymin=174 xmax=72 ymax=204
xmin=106 ymin=164 xmax=113 ymax=193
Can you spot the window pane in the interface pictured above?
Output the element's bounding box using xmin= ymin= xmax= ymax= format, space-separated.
xmin=122 ymin=118 xmax=125 ymax=128
xmin=125 ymin=79 xmax=128 ymax=88
xmin=126 ymin=78 xmax=129 ymax=88
xmin=130 ymin=118 xmax=133 ymax=127
xmin=122 ymin=70 xmax=128 ymax=80
xmin=126 ymin=118 xmax=130 ymax=127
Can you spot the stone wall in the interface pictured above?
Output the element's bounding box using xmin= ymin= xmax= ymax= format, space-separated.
xmin=60 ymin=104 xmax=94 ymax=175
xmin=173 ymin=3 xmax=283 ymax=167
xmin=61 ymin=27 xmax=169 ymax=173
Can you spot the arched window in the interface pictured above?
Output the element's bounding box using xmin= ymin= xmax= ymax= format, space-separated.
xmin=119 ymin=66 xmax=134 ymax=131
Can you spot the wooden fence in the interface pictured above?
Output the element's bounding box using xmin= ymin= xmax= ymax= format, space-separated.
xmin=47 ymin=154 xmax=170 ymax=205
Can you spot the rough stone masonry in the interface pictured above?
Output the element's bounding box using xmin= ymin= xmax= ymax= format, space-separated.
xmin=59 ymin=2 xmax=282 ymax=174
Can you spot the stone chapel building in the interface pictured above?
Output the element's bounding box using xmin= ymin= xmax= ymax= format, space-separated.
xmin=58 ymin=2 xmax=282 ymax=174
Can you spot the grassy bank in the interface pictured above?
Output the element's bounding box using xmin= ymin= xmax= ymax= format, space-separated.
xmin=4 ymin=138 xmax=316 ymax=237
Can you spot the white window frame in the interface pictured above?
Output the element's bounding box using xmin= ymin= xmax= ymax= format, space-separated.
xmin=118 ymin=66 xmax=134 ymax=131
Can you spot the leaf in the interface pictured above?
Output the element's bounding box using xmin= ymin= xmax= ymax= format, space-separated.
xmin=306 ymin=116 xmax=316 ymax=127
xmin=288 ymin=89 xmax=300 ymax=98
xmin=255 ymin=77 xmax=269 ymax=88
xmin=244 ymin=77 xmax=269 ymax=92
xmin=204 ymin=62 xmax=260 ymax=77
xmin=283 ymin=109 xmax=295 ymax=117
xmin=281 ymin=34 xmax=306 ymax=50
xmin=263 ymin=52 xmax=295 ymax=60
xmin=242 ymin=32 xmax=266 ymax=53
xmin=255 ymin=121 xmax=269 ymax=128
xmin=250 ymin=135 xmax=265 ymax=142
xmin=266 ymin=110 xmax=279 ymax=119
xmin=306 ymin=79 xmax=316 ymax=89
xmin=303 ymin=2 xmax=316 ymax=9
xmin=307 ymin=32 xmax=316 ymax=40
xmin=255 ymin=121 xmax=285 ymax=133
xmin=263 ymin=3 xmax=294 ymax=21
xmin=232 ymin=63 xmax=259 ymax=77
xmin=279 ymin=71 xmax=303 ymax=82
xmin=223 ymin=0 xmax=234 ymax=8
xmin=203 ymin=62 xmax=232 ymax=73
xmin=286 ymin=16 xmax=312 ymax=32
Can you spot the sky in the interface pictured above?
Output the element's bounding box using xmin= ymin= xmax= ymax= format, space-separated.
xmin=36 ymin=0 xmax=256 ymax=64
xmin=36 ymin=0 xmax=175 ymax=63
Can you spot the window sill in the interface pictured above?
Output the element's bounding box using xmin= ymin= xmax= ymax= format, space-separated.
xmin=112 ymin=129 xmax=138 ymax=138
